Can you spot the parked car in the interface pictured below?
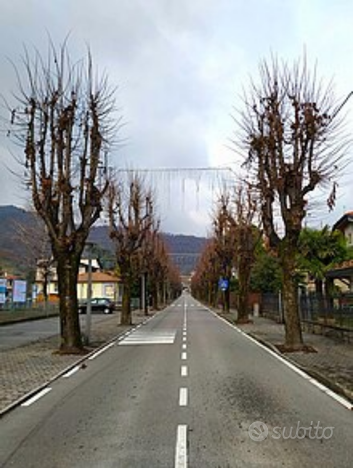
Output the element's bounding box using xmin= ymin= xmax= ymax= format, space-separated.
xmin=78 ymin=298 xmax=116 ymax=315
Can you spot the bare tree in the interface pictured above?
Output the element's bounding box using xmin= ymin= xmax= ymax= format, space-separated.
xmin=238 ymin=56 xmax=350 ymax=350
xmin=13 ymin=211 xmax=53 ymax=309
xmin=212 ymin=193 xmax=236 ymax=313
xmin=145 ymin=232 xmax=170 ymax=310
xmin=191 ymin=239 xmax=220 ymax=307
xmin=232 ymin=185 xmax=261 ymax=323
xmin=8 ymin=41 xmax=117 ymax=352
xmin=108 ymin=174 xmax=155 ymax=325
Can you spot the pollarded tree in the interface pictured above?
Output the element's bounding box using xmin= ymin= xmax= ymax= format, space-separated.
xmin=191 ymin=239 xmax=220 ymax=306
xmin=213 ymin=194 xmax=236 ymax=313
xmin=108 ymin=174 xmax=155 ymax=325
xmin=13 ymin=211 xmax=53 ymax=310
xmin=8 ymin=41 xmax=117 ymax=352
xmin=238 ymin=56 xmax=350 ymax=350
xmin=145 ymin=231 xmax=169 ymax=310
xmin=232 ymin=185 xmax=261 ymax=323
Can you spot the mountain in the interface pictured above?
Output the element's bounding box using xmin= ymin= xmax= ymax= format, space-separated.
xmin=0 ymin=206 xmax=206 ymax=275
xmin=89 ymin=227 xmax=207 ymax=274
xmin=0 ymin=206 xmax=37 ymax=274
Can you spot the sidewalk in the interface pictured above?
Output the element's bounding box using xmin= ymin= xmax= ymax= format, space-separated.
xmin=0 ymin=310 xmax=150 ymax=415
xmin=219 ymin=311 xmax=353 ymax=403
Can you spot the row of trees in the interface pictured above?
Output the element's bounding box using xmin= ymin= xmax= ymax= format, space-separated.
xmin=193 ymin=55 xmax=352 ymax=351
xmin=7 ymin=41 xmax=181 ymax=353
xmin=108 ymin=174 xmax=181 ymax=325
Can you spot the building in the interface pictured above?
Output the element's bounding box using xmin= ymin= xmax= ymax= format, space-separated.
xmin=332 ymin=211 xmax=353 ymax=246
xmin=326 ymin=212 xmax=353 ymax=292
xmin=35 ymin=257 xmax=121 ymax=302
xmin=77 ymin=271 xmax=121 ymax=302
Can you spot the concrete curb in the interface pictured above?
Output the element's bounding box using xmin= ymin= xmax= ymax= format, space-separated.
xmin=0 ymin=312 xmax=156 ymax=419
xmin=0 ymin=312 xmax=59 ymax=327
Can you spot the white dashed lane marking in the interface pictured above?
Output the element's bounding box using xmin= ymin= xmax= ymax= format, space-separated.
xmin=175 ymin=425 xmax=188 ymax=468
xmin=179 ymin=388 xmax=188 ymax=406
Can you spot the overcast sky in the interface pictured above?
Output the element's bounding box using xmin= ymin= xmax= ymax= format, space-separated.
xmin=1 ymin=0 xmax=353 ymax=236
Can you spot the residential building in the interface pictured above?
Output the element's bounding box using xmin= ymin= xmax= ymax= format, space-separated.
xmin=332 ymin=211 xmax=353 ymax=246
xmin=77 ymin=271 xmax=121 ymax=302
xmin=35 ymin=257 xmax=121 ymax=302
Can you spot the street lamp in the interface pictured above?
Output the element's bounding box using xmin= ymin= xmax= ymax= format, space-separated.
xmin=84 ymin=242 xmax=94 ymax=345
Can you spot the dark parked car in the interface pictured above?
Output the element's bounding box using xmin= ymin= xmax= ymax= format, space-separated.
xmin=78 ymin=298 xmax=116 ymax=315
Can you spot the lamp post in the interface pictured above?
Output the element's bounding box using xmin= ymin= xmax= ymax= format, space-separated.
xmin=84 ymin=242 xmax=94 ymax=345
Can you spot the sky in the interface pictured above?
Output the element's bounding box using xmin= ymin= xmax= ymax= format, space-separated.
xmin=0 ymin=0 xmax=353 ymax=236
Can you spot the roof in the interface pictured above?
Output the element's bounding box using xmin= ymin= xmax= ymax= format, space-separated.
xmin=332 ymin=212 xmax=353 ymax=232
xmin=77 ymin=272 xmax=120 ymax=283
xmin=4 ymin=274 xmax=21 ymax=280
xmin=326 ymin=259 xmax=353 ymax=279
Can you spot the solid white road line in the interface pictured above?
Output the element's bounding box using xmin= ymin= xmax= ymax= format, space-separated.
xmin=181 ymin=365 xmax=188 ymax=377
xmin=182 ymin=343 xmax=187 ymax=350
xmin=206 ymin=306 xmax=353 ymax=411
xmin=175 ymin=425 xmax=188 ymax=468
xmin=21 ymin=388 xmax=52 ymax=407
xmin=181 ymin=352 xmax=187 ymax=360
xmin=179 ymin=387 xmax=188 ymax=406
xmin=62 ymin=365 xmax=80 ymax=378
xmin=88 ymin=342 xmax=115 ymax=360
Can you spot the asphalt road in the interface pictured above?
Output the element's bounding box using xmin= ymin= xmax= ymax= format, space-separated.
xmin=0 ymin=293 xmax=352 ymax=467
xmin=0 ymin=314 xmax=114 ymax=350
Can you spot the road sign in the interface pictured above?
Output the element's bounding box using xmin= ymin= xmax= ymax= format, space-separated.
xmin=218 ymin=278 xmax=229 ymax=291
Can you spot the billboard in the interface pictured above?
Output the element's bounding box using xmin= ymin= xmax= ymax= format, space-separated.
xmin=0 ymin=278 xmax=6 ymax=304
xmin=13 ymin=280 xmax=27 ymax=303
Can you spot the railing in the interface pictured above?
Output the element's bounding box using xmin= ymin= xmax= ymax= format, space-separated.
xmin=260 ymin=291 xmax=353 ymax=342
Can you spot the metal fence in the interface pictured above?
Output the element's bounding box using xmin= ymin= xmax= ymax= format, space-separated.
xmin=261 ymin=292 xmax=353 ymax=333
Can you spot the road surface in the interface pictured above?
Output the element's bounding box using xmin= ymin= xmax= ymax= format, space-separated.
xmin=0 ymin=293 xmax=352 ymax=467
xmin=0 ymin=315 xmax=114 ymax=350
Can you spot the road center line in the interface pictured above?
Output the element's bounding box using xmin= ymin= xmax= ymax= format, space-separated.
xmin=182 ymin=336 xmax=187 ymax=342
xmin=181 ymin=365 xmax=188 ymax=377
xmin=175 ymin=425 xmax=188 ymax=468
xmin=21 ymin=387 xmax=52 ymax=407
xmin=182 ymin=343 xmax=187 ymax=350
xmin=181 ymin=352 xmax=187 ymax=360
xmin=179 ymin=387 xmax=188 ymax=406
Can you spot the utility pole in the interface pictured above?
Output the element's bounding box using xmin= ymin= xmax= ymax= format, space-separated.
xmin=84 ymin=242 xmax=94 ymax=345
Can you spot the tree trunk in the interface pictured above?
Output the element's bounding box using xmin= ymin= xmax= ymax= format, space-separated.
xmin=121 ymin=282 xmax=132 ymax=325
xmin=56 ymin=255 xmax=83 ymax=353
xmin=144 ymin=273 xmax=149 ymax=316
xmin=237 ymin=262 xmax=251 ymax=323
xmin=152 ymin=285 xmax=159 ymax=310
xmin=324 ymin=277 xmax=334 ymax=310
xmin=281 ymin=244 xmax=304 ymax=350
